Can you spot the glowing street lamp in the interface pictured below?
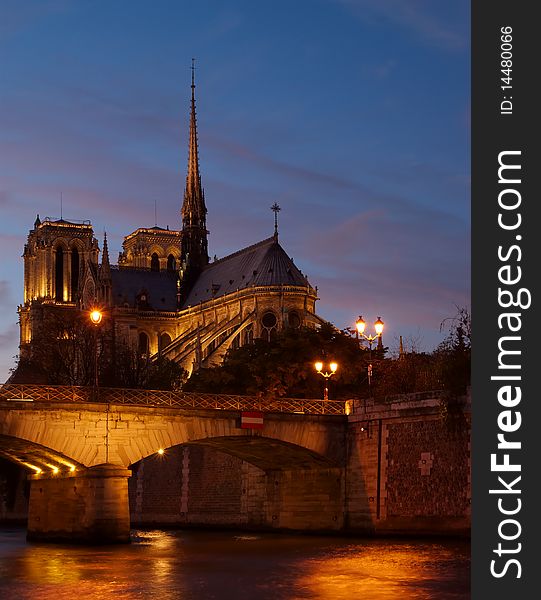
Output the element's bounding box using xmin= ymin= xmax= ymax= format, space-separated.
xmin=89 ymin=308 xmax=109 ymax=462
xmin=89 ymin=309 xmax=103 ymax=325
xmin=89 ymin=309 xmax=103 ymax=389
xmin=355 ymin=315 xmax=384 ymax=388
xmin=314 ymin=361 xmax=338 ymax=401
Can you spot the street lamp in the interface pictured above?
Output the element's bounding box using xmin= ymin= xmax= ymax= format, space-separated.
xmin=89 ymin=308 xmax=110 ymax=463
xmin=355 ymin=315 xmax=384 ymax=388
xmin=314 ymin=361 xmax=338 ymax=401
xmin=89 ymin=309 xmax=103 ymax=389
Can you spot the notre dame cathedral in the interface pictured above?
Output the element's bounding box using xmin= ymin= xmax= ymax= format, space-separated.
xmin=16 ymin=69 xmax=324 ymax=379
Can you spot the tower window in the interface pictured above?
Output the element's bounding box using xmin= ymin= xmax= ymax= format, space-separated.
xmin=138 ymin=332 xmax=149 ymax=357
xmin=160 ymin=332 xmax=172 ymax=351
xmin=288 ymin=311 xmax=301 ymax=329
xmin=55 ymin=247 xmax=64 ymax=302
xmin=151 ymin=253 xmax=160 ymax=272
xmin=71 ymin=248 xmax=79 ymax=301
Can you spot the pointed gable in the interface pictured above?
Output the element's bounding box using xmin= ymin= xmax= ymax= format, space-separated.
xmin=182 ymin=237 xmax=313 ymax=307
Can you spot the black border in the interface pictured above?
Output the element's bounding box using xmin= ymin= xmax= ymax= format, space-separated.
xmin=472 ymin=2 xmax=539 ymax=595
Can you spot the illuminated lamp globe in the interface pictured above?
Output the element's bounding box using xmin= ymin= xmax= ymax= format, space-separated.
xmin=355 ymin=316 xmax=366 ymax=335
xmin=89 ymin=310 xmax=103 ymax=325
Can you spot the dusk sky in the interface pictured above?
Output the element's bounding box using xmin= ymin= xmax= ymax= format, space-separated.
xmin=0 ymin=0 xmax=470 ymax=382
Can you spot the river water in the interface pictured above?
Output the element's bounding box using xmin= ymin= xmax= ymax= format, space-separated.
xmin=0 ymin=528 xmax=470 ymax=599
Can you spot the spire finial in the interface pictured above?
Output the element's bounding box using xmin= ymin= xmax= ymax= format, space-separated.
xmin=271 ymin=202 xmax=281 ymax=238
xmin=191 ymin=57 xmax=195 ymax=91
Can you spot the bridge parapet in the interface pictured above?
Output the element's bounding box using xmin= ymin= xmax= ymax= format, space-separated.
xmin=0 ymin=384 xmax=346 ymax=415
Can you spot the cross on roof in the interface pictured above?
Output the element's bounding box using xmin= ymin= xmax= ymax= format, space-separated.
xmin=271 ymin=203 xmax=281 ymax=237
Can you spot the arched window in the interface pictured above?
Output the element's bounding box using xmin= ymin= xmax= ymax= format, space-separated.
xmin=71 ymin=248 xmax=80 ymax=301
xmin=261 ymin=311 xmax=278 ymax=342
xmin=150 ymin=253 xmax=160 ymax=272
xmin=160 ymin=333 xmax=172 ymax=351
xmin=288 ymin=311 xmax=301 ymax=329
xmin=244 ymin=325 xmax=253 ymax=346
xmin=138 ymin=332 xmax=149 ymax=357
xmin=55 ymin=247 xmax=64 ymax=302
xmin=167 ymin=254 xmax=176 ymax=272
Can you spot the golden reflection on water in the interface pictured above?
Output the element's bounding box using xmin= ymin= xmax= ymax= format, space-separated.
xmin=20 ymin=546 xmax=83 ymax=584
xmin=0 ymin=530 xmax=469 ymax=600
xmin=299 ymin=543 xmax=468 ymax=600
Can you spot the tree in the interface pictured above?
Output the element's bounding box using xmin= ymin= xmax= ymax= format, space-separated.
xmin=102 ymin=343 xmax=187 ymax=391
xmin=11 ymin=308 xmax=97 ymax=386
xmin=434 ymin=306 xmax=471 ymax=397
xmin=185 ymin=323 xmax=378 ymax=400
xmin=11 ymin=306 xmax=187 ymax=391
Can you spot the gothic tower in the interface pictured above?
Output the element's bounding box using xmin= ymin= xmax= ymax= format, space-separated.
xmin=22 ymin=216 xmax=98 ymax=306
xmin=18 ymin=216 xmax=100 ymax=353
xmin=180 ymin=60 xmax=209 ymax=296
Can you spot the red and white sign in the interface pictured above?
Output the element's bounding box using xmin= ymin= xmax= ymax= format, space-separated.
xmin=241 ymin=411 xmax=264 ymax=429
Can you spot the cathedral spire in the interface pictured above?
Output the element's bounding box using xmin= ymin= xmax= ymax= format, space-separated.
xmin=180 ymin=59 xmax=209 ymax=294
xmin=100 ymin=231 xmax=112 ymax=306
xmin=101 ymin=231 xmax=110 ymax=270
xmin=184 ymin=58 xmax=204 ymax=211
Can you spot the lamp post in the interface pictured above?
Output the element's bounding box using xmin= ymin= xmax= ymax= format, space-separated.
xmin=89 ymin=309 xmax=103 ymax=390
xmin=89 ymin=308 xmax=109 ymax=463
xmin=355 ymin=315 xmax=384 ymax=388
xmin=314 ymin=361 xmax=338 ymax=401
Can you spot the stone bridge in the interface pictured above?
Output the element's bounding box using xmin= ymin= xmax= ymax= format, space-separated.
xmin=0 ymin=384 xmax=347 ymax=542
xmin=0 ymin=385 xmax=471 ymax=542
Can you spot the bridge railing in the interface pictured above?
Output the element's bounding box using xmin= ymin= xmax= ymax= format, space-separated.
xmin=0 ymin=384 xmax=346 ymax=415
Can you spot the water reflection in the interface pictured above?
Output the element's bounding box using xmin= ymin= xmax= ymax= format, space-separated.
xmin=299 ymin=542 xmax=469 ymax=599
xmin=0 ymin=528 xmax=470 ymax=600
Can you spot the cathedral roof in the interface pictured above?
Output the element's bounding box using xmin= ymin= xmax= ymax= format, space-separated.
xmin=111 ymin=269 xmax=178 ymax=311
xmin=182 ymin=237 xmax=313 ymax=308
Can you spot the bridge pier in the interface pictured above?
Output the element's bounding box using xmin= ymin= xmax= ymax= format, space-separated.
xmin=27 ymin=464 xmax=131 ymax=544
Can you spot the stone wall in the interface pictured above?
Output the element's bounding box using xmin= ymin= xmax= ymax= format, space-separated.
xmin=129 ymin=445 xmax=266 ymax=527
xmin=129 ymin=445 xmax=344 ymax=532
xmin=346 ymin=396 xmax=471 ymax=535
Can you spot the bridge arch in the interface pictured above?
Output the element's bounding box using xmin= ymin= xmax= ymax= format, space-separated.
xmin=128 ymin=436 xmax=345 ymax=533
xmin=150 ymin=436 xmax=338 ymax=471
xmin=0 ymin=434 xmax=83 ymax=475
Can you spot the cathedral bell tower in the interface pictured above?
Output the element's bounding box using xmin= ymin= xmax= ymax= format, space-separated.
xmin=22 ymin=216 xmax=98 ymax=306
xmin=179 ymin=60 xmax=209 ymax=297
xmin=18 ymin=216 xmax=100 ymax=353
